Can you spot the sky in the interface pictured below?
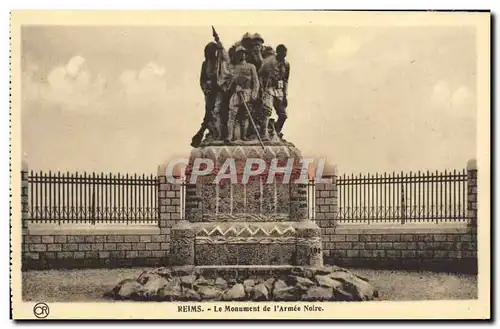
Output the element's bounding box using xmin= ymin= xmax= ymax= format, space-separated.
xmin=21 ymin=25 xmax=477 ymax=175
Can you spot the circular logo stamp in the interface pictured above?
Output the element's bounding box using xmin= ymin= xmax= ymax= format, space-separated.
xmin=33 ymin=302 xmax=50 ymax=319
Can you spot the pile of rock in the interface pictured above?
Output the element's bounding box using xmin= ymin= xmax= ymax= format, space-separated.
xmin=104 ymin=266 xmax=379 ymax=302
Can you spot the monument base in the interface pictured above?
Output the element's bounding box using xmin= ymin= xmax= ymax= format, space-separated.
xmin=169 ymin=220 xmax=323 ymax=268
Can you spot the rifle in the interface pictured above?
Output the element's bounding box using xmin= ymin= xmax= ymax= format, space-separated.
xmin=211 ymin=26 xmax=233 ymax=93
xmin=212 ymin=26 xmax=219 ymax=43
xmin=238 ymin=91 xmax=265 ymax=151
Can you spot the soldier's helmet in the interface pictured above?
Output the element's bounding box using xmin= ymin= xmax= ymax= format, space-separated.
xmin=230 ymin=45 xmax=248 ymax=63
xmin=251 ymin=33 xmax=265 ymax=44
xmin=234 ymin=45 xmax=247 ymax=54
xmin=241 ymin=33 xmax=253 ymax=49
xmin=228 ymin=42 xmax=241 ymax=61
xmin=262 ymin=45 xmax=276 ymax=58
xmin=242 ymin=32 xmax=253 ymax=40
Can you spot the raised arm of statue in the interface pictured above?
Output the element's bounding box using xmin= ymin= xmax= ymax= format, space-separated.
xmin=212 ymin=26 xmax=230 ymax=62
xmin=217 ymin=43 xmax=230 ymax=63
xmin=215 ymin=46 xmax=233 ymax=93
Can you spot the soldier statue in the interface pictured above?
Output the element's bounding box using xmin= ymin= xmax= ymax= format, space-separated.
xmin=262 ymin=45 xmax=276 ymax=59
xmin=258 ymin=43 xmax=290 ymax=139
xmin=225 ymin=45 xmax=260 ymax=144
xmin=191 ymin=41 xmax=224 ymax=147
xmin=241 ymin=32 xmax=265 ymax=71
xmin=191 ymin=28 xmax=291 ymax=147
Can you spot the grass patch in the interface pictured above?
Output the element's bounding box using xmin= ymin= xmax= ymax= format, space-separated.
xmin=22 ymin=268 xmax=477 ymax=302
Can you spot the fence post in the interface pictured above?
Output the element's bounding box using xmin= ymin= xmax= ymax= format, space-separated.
xmin=157 ymin=164 xmax=182 ymax=254
xmin=401 ymin=185 xmax=406 ymax=225
xmin=91 ymin=172 xmax=96 ymax=224
xmin=467 ymin=159 xmax=478 ymax=226
xmin=21 ymin=157 xmax=29 ymax=229
xmin=314 ymin=162 xmax=338 ymax=259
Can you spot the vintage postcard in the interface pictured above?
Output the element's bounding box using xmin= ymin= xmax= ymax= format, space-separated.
xmin=10 ymin=10 xmax=490 ymax=320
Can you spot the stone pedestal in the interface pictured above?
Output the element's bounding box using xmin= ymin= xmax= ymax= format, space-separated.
xmin=169 ymin=144 xmax=323 ymax=268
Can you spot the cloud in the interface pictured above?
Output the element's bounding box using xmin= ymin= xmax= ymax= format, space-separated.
xmin=118 ymin=70 xmax=137 ymax=85
xmin=119 ymin=62 xmax=168 ymax=99
xmin=431 ymin=81 xmax=474 ymax=118
xmin=323 ymin=36 xmax=364 ymax=72
xmin=328 ymin=36 xmax=362 ymax=58
xmin=32 ymin=55 xmax=107 ymax=113
xmin=112 ymin=61 xmax=202 ymax=135
xmin=450 ymin=85 xmax=472 ymax=110
xmin=138 ymin=62 xmax=165 ymax=80
xmin=66 ymin=55 xmax=86 ymax=76
xmin=22 ymin=56 xmax=200 ymax=173
xmin=119 ymin=62 xmax=166 ymax=85
xmin=297 ymin=35 xmax=365 ymax=70
xmin=23 ymin=57 xmax=171 ymax=117
xmin=432 ymin=80 xmax=451 ymax=107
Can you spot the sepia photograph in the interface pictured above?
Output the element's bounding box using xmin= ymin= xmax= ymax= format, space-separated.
xmin=9 ymin=10 xmax=491 ymax=320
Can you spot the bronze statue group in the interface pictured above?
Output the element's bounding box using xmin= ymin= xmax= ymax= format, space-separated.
xmin=191 ymin=29 xmax=290 ymax=148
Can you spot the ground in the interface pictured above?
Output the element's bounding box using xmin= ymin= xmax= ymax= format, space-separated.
xmin=21 ymin=268 xmax=477 ymax=302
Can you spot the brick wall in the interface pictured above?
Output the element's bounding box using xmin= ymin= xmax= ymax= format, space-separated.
xmin=157 ymin=164 xmax=182 ymax=252
xmin=21 ymin=163 xmax=182 ymax=270
xmin=322 ymin=225 xmax=478 ymax=273
xmin=312 ymin=159 xmax=479 ymax=273
xmin=21 ymin=227 xmax=168 ymax=270
xmin=21 ymin=160 xmax=478 ymax=272
xmin=314 ymin=163 xmax=338 ymax=258
xmin=467 ymin=159 xmax=478 ymax=226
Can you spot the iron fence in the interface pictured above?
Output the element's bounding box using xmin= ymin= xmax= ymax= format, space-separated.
xmin=337 ymin=169 xmax=469 ymax=224
xmin=26 ymin=167 xmax=470 ymax=225
xmin=27 ymin=171 xmax=158 ymax=224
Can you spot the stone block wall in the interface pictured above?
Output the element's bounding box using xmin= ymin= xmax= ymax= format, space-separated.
xmin=467 ymin=159 xmax=478 ymax=226
xmin=20 ymin=159 xmax=479 ymax=272
xmin=20 ymin=164 xmax=183 ymax=270
xmin=314 ymin=164 xmax=338 ymax=257
xmin=21 ymin=229 xmax=167 ymax=270
xmin=313 ymin=159 xmax=478 ymax=273
xmin=322 ymin=226 xmax=478 ymax=273
xmin=157 ymin=164 xmax=182 ymax=252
